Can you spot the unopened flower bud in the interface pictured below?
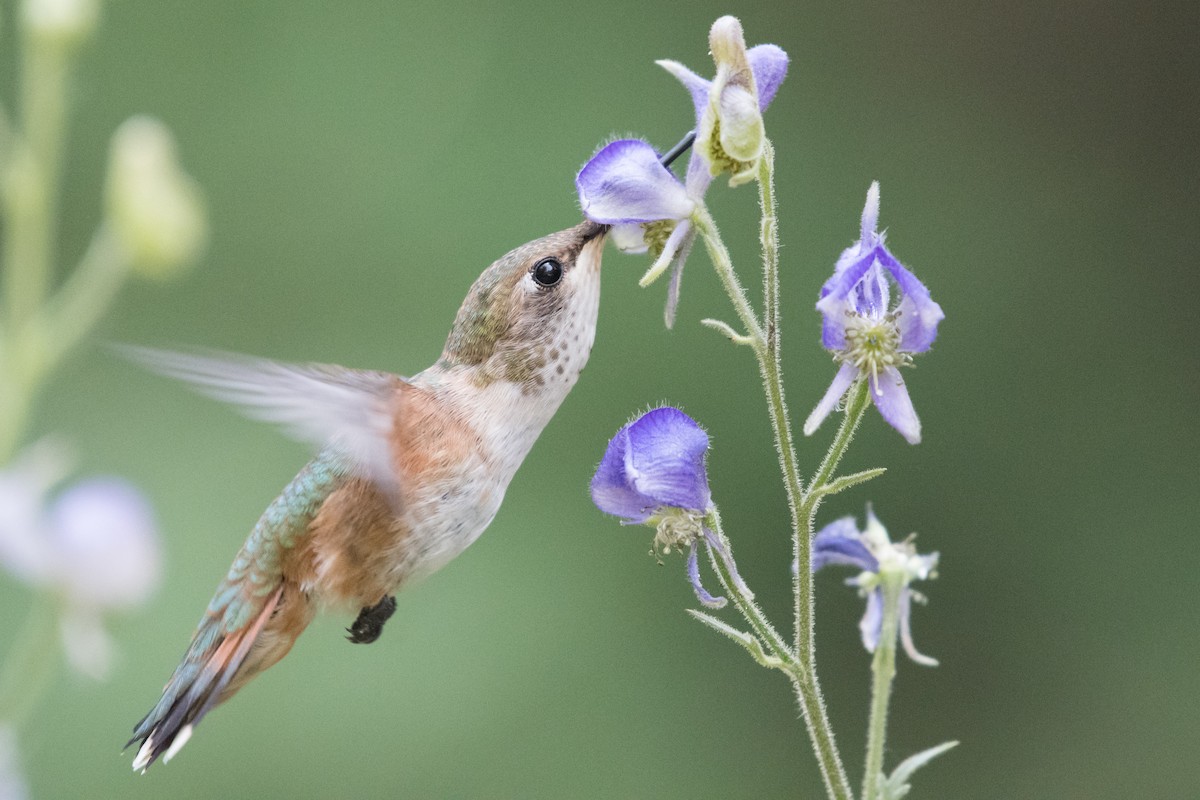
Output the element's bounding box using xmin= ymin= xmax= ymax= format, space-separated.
xmin=22 ymin=0 xmax=98 ymax=49
xmin=105 ymin=116 xmax=206 ymax=278
xmin=699 ymin=16 xmax=765 ymax=186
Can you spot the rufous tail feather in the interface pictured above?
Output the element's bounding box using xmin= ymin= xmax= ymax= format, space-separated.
xmin=127 ymin=585 xmax=310 ymax=772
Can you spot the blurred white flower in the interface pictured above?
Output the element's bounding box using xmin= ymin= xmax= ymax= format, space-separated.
xmin=0 ymin=443 xmax=162 ymax=680
xmin=0 ymin=725 xmax=28 ymax=800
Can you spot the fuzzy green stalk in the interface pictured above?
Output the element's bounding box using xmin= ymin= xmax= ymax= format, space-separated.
xmin=701 ymin=507 xmax=793 ymax=666
xmin=692 ymin=150 xmax=853 ymax=799
xmin=861 ymin=572 xmax=905 ymax=800
xmin=5 ymin=20 xmax=74 ymax=334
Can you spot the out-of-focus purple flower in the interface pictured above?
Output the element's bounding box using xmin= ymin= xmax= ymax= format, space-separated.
xmin=592 ymin=407 xmax=746 ymax=608
xmin=48 ymin=479 xmax=159 ymax=610
xmin=0 ymin=444 xmax=161 ymax=680
xmin=803 ymin=182 xmax=944 ymax=444
xmin=575 ymin=17 xmax=787 ymax=327
xmin=0 ymin=725 xmax=29 ymax=800
xmin=811 ymin=508 xmax=939 ymax=666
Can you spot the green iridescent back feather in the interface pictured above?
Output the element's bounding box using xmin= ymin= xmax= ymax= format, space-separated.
xmin=129 ymin=450 xmax=349 ymax=747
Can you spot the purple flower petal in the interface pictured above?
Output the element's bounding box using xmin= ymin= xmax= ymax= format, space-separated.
xmin=747 ymin=44 xmax=789 ymax=110
xmin=803 ymin=362 xmax=859 ymax=437
xmin=860 ymin=587 xmax=883 ymax=653
xmin=49 ymin=478 xmax=161 ymax=609
xmin=591 ymin=407 xmax=711 ymax=522
xmin=662 ymin=221 xmax=696 ymax=329
xmin=623 ymin=408 xmax=711 ymax=512
xmin=870 ymin=367 xmax=922 ymax=445
xmin=703 ymin=527 xmax=752 ymax=598
xmin=815 ymin=249 xmax=879 ymax=347
xmin=576 ymin=140 xmax=695 ymax=225
xmin=874 ymin=246 xmax=944 ymax=353
xmin=813 ymin=517 xmax=879 ymax=572
xmin=591 ymin=427 xmax=654 ymax=523
xmin=899 ymin=588 xmax=939 ymax=666
xmin=687 ymin=540 xmax=727 ymax=609
xmin=657 ymin=59 xmax=710 ymax=124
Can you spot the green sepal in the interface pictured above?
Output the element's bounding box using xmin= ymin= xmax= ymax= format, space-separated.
xmin=700 ymin=318 xmax=755 ymax=346
xmin=876 ymin=740 xmax=959 ymax=800
xmin=813 ymin=467 xmax=887 ymax=499
xmin=686 ymin=609 xmax=784 ymax=670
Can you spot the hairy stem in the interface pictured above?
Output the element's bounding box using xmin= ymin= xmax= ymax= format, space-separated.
xmin=702 ymin=509 xmax=793 ymax=665
xmin=862 ymin=574 xmax=903 ymax=800
xmin=694 ymin=153 xmax=853 ymax=800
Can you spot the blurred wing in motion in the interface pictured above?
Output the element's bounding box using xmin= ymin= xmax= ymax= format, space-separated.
xmin=118 ymin=345 xmax=404 ymax=493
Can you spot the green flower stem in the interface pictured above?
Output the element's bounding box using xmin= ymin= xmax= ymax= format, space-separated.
xmin=41 ymin=224 xmax=130 ymax=368
xmin=702 ymin=508 xmax=792 ymax=663
xmin=693 ymin=207 xmax=765 ymax=348
xmin=0 ymin=225 xmax=130 ymax=461
xmin=0 ymin=595 xmax=60 ymax=729
xmin=802 ymin=378 xmax=872 ymax=515
xmin=694 ymin=174 xmax=853 ymax=800
xmin=703 ymin=507 xmax=851 ymax=800
xmin=861 ymin=573 xmax=904 ymax=800
xmin=5 ymin=32 xmax=72 ymax=334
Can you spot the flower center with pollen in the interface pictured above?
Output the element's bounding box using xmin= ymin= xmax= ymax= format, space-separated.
xmin=640 ymin=220 xmax=677 ymax=258
xmin=840 ymin=310 xmax=909 ymax=385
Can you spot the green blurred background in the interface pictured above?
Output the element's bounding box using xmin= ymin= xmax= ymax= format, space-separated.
xmin=1 ymin=0 xmax=1197 ymax=797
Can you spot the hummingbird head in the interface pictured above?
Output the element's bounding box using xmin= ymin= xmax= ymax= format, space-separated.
xmin=439 ymin=220 xmax=608 ymax=393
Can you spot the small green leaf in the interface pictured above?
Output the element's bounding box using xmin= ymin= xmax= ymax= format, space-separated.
xmin=879 ymin=740 xmax=958 ymax=800
xmin=686 ymin=609 xmax=784 ymax=669
xmin=815 ymin=467 xmax=887 ymax=498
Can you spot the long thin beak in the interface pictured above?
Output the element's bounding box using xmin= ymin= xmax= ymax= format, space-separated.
xmin=579 ymin=220 xmax=609 ymax=244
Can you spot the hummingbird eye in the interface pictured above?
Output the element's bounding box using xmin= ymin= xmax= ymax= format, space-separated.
xmin=531 ymin=257 xmax=563 ymax=287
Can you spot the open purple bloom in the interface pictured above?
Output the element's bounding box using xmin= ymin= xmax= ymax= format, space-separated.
xmin=575 ymin=18 xmax=787 ymax=327
xmin=592 ymin=407 xmax=746 ymax=608
xmin=591 ymin=406 xmax=711 ymax=523
xmin=803 ymin=182 xmax=944 ymax=444
xmin=811 ymin=508 xmax=939 ymax=666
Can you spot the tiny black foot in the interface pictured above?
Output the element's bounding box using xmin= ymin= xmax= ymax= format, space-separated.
xmin=346 ymin=595 xmax=397 ymax=644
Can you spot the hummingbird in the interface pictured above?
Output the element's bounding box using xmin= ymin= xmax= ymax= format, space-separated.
xmin=125 ymin=219 xmax=609 ymax=771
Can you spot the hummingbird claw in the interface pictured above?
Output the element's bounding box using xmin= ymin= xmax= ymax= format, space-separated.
xmin=346 ymin=595 xmax=397 ymax=644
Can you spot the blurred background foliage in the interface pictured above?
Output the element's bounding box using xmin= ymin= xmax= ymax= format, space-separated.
xmin=0 ymin=0 xmax=1196 ymax=797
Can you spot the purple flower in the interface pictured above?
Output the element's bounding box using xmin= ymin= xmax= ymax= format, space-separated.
xmin=592 ymin=407 xmax=746 ymax=608
xmin=591 ymin=406 xmax=711 ymax=523
xmin=803 ymin=182 xmax=945 ymax=444
xmin=0 ymin=442 xmax=162 ymax=680
xmin=575 ymin=17 xmax=788 ymax=327
xmin=811 ymin=508 xmax=938 ymax=666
